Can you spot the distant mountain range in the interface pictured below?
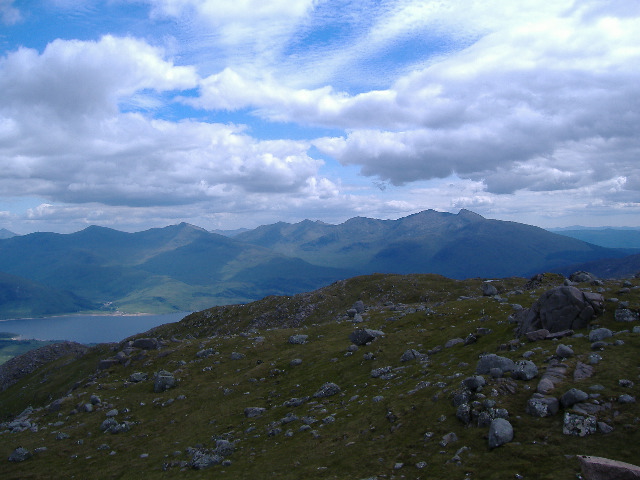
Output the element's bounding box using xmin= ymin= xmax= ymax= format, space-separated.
xmin=0 ymin=229 xmax=16 ymax=240
xmin=0 ymin=209 xmax=635 ymax=318
xmin=548 ymin=227 xmax=640 ymax=250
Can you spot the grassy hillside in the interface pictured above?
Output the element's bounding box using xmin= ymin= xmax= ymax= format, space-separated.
xmin=0 ymin=272 xmax=98 ymax=320
xmin=1 ymin=272 xmax=638 ymax=479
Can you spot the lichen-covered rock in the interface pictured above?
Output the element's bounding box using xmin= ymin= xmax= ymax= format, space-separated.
xmin=563 ymin=412 xmax=597 ymax=436
xmin=526 ymin=394 xmax=559 ymax=417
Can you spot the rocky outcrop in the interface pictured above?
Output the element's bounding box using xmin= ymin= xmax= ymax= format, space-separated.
xmin=0 ymin=341 xmax=88 ymax=391
xmin=579 ymin=456 xmax=640 ymax=480
xmin=514 ymin=286 xmax=604 ymax=336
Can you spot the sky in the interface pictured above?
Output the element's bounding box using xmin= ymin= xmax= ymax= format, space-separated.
xmin=0 ymin=0 xmax=639 ymax=234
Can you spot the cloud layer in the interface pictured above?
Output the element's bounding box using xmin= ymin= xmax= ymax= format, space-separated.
xmin=0 ymin=0 xmax=638 ymax=232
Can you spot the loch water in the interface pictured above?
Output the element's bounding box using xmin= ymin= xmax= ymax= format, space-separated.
xmin=0 ymin=312 xmax=188 ymax=344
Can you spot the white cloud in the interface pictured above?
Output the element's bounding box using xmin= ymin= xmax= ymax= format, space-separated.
xmin=0 ymin=0 xmax=20 ymax=25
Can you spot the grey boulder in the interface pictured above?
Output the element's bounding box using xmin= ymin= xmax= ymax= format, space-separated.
xmin=488 ymin=418 xmax=513 ymax=449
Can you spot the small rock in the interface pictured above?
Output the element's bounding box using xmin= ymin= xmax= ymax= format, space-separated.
xmin=349 ymin=329 xmax=384 ymax=346
xmin=482 ymin=282 xmax=498 ymax=296
xmin=132 ymin=338 xmax=159 ymax=350
xmin=153 ymin=370 xmax=176 ymax=393
xmin=476 ymin=354 xmax=515 ymax=375
xmin=313 ymin=382 xmax=341 ymax=398
xmin=288 ymin=335 xmax=309 ymax=345
xmin=244 ymin=407 xmax=266 ymax=418
xmin=445 ymin=338 xmax=464 ymax=348
xmin=618 ymin=394 xmax=636 ymax=404
xmin=556 ymin=344 xmax=574 ymax=358
xmin=615 ymin=309 xmax=639 ymax=322
xmin=561 ymin=388 xmax=589 ymax=408
xmin=589 ymin=328 xmax=613 ymax=342
xmin=8 ymin=447 xmax=32 ymax=462
xmin=525 ymin=329 xmax=550 ymax=342
xmin=511 ymin=360 xmax=538 ymax=381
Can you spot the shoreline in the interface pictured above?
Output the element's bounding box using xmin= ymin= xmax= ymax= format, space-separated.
xmin=0 ymin=311 xmax=172 ymax=322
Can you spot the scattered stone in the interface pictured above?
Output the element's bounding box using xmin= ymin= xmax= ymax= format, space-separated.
xmin=444 ymin=338 xmax=464 ymax=348
xmin=132 ymin=338 xmax=159 ymax=350
xmin=290 ymin=358 xmax=303 ymax=366
xmin=190 ymin=450 xmax=222 ymax=470
xmin=349 ymin=329 xmax=384 ymax=346
xmin=352 ymin=300 xmax=365 ymax=314
xmin=556 ymin=344 xmax=574 ymax=358
xmin=400 ymin=349 xmax=424 ymax=362
xmin=618 ymin=394 xmax=636 ymax=404
xmin=100 ymin=418 xmax=132 ymax=434
xmin=525 ymin=329 xmax=550 ymax=342
xmin=598 ymin=422 xmax=614 ymax=434
xmin=569 ymin=271 xmax=598 ymax=283
xmin=154 ymin=370 xmax=176 ymax=393
xmin=462 ymin=375 xmax=486 ymax=392
xmin=615 ymin=309 xmax=639 ymax=322
xmin=561 ymin=388 xmax=589 ymax=408
xmin=283 ymin=397 xmax=309 ymax=407
xmin=313 ymin=382 xmax=341 ymax=398
xmin=476 ymin=354 xmax=515 ymax=376
xmin=230 ymin=352 xmax=245 ymax=360
xmin=488 ymin=418 xmax=513 ymax=449
xmin=482 ymin=282 xmax=498 ymax=296
xmin=371 ymin=366 xmax=393 ymax=379
xmin=511 ymin=360 xmax=538 ymax=381
xmin=574 ymin=362 xmax=595 ymax=381
xmin=579 ymin=455 xmax=640 ymax=480
xmin=439 ymin=432 xmax=458 ymax=447
xmin=244 ymin=407 xmax=266 ymax=418
xmin=8 ymin=447 xmax=32 ymax=462
xmin=288 ymin=335 xmax=309 ymax=345
xmin=619 ymin=379 xmax=635 ymax=388
xmin=196 ymin=348 xmax=215 ymax=358
xmin=526 ymin=394 xmax=559 ymax=417
xmin=563 ymin=413 xmax=597 ymax=436
xmin=589 ymin=328 xmax=613 ymax=342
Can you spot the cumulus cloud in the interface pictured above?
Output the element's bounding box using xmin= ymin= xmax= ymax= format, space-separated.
xmin=0 ymin=36 xmax=336 ymax=213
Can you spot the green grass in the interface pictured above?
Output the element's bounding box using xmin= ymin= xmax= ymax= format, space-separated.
xmin=0 ymin=273 xmax=638 ymax=479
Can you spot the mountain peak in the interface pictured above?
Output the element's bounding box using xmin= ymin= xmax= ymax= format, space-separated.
xmin=457 ymin=209 xmax=485 ymax=220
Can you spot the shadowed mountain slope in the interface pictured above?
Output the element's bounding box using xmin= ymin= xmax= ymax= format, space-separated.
xmin=236 ymin=209 xmax=623 ymax=277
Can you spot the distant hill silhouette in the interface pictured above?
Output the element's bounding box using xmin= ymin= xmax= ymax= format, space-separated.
xmin=0 ymin=210 xmax=631 ymax=318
